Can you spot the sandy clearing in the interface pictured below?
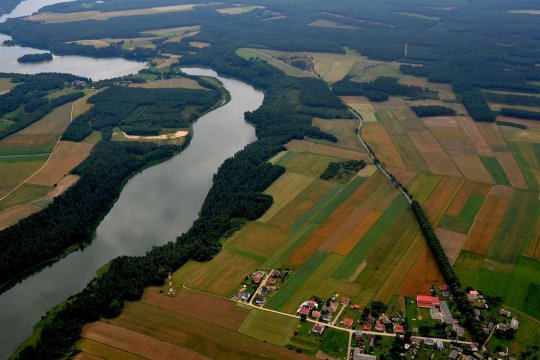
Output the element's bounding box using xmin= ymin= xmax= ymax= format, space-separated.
xmin=508 ymin=10 xmax=540 ymax=14
xmin=122 ymin=130 xmax=189 ymax=140
xmin=216 ymin=5 xmax=264 ymax=14
xmin=0 ymin=204 xmax=40 ymax=230
xmin=83 ymin=322 xmax=211 ymax=360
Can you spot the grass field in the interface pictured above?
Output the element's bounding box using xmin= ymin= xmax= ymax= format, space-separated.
xmin=481 ymin=156 xmax=510 ymax=185
xmin=285 ymin=140 xmax=368 ymax=161
xmin=312 ymin=118 xmax=364 ymax=152
xmin=238 ymin=310 xmax=298 ymax=346
xmin=226 ymin=221 xmax=290 ymax=260
xmin=129 ymin=78 xmax=206 ymax=90
xmin=0 ymin=160 xmax=46 ymax=198
xmin=236 ymin=48 xmax=314 ymax=78
xmin=0 ymin=183 xmax=51 ymax=211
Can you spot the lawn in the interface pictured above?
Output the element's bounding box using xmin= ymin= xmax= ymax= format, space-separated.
xmin=320 ymin=328 xmax=349 ymax=359
xmin=238 ymin=310 xmax=298 ymax=346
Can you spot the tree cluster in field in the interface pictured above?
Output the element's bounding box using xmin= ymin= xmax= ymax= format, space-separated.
xmin=500 ymin=108 xmax=540 ymax=121
xmin=333 ymin=76 xmax=436 ymax=102
xmin=410 ymin=105 xmax=456 ymax=117
xmin=495 ymin=120 xmax=527 ymax=130
xmin=15 ymin=44 xmax=349 ymax=359
xmin=17 ymin=53 xmax=53 ymax=63
xmin=320 ymin=160 xmax=366 ymax=181
xmin=456 ymin=86 xmax=496 ymax=122
xmin=411 ymin=201 xmax=487 ymax=344
xmin=0 ymin=73 xmax=86 ymax=140
xmin=485 ymin=92 xmax=540 ymax=108
xmin=0 ymin=141 xmax=181 ymax=292
xmin=62 ymin=86 xmax=218 ymax=141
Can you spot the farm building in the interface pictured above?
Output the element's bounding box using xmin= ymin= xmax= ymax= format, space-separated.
xmin=416 ymin=295 xmax=440 ymax=308
xmin=306 ymin=300 xmax=317 ymax=309
xmin=253 ymin=275 xmax=262 ymax=284
xmin=261 ymin=286 xmax=269 ymax=295
xmin=439 ymin=284 xmax=448 ymax=291
xmin=440 ymin=301 xmax=454 ymax=324
xmin=267 ymin=277 xmax=276 ymax=285
xmin=312 ymin=324 xmax=325 ymax=335
xmin=499 ymin=309 xmax=511 ymax=317
xmin=321 ymin=314 xmax=331 ymax=322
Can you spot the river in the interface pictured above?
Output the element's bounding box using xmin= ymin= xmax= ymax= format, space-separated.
xmin=0 ymin=1 xmax=264 ymax=358
xmin=0 ymin=0 xmax=145 ymax=80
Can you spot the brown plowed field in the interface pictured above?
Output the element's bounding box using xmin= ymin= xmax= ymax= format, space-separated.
xmin=463 ymin=195 xmax=509 ymax=255
xmin=363 ymin=123 xmax=406 ymax=168
xmin=489 ymin=185 xmax=513 ymax=199
xmin=83 ymin=322 xmax=211 ymax=360
xmin=494 ymin=152 xmax=528 ymax=189
xmin=408 ymin=130 xmax=462 ymax=177
xmin=386 ymin=166 xmax=417 ymax=185
xmin=285 ymin=232 xmax=326 ymax=269
xmin=0 ymin=204 xmax=40 ymax=231
xmin=312 ymin=118 xmax=365 ymax=152
xmin=477 ymin=123 xmax=507 ymax=148
xmin=422 ymin=177 xmax=463 ymax=225
xmin=430 ymin=127 xmax=467 ymax=141
xmin=422 ymin=116 xmax=459 ymax=128
xmin=142 ymin=288 xmax=249 ymax=331
xmin=456 ymin=117 xmax=493 ymax=156
xmin=451 ymin=155 xmax=494 ymax=183
xmin=26 ymin=141 xmax=94 ymax=186
xmin=397 ymin=245 xmax=445 ymax=296
xmin=228 ymin=221 xmax=289 ymax=258
xmin=446 ymin=181 xmax=490 ymax=216
xmin=441 ymin=140 xmax=477 ymax=156
xmin=435 ymin=228 xmax=467 ymax=263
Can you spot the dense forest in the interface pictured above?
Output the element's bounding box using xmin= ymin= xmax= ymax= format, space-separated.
xmin=14 ymin=43 xmax=348 ymax=360
xmin=410 ymin=105 xmax=456 ymax=117
xmin=17 ymin=53 xmax=53 ymax=63
xmin=0 ymin=73 xmax=87 ymax=139
xmin=62 ymin=85 xmax=219 ymax=141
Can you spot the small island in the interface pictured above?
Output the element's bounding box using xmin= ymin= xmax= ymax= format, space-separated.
xmin=17 ymin=53 xmax=53 ymax=63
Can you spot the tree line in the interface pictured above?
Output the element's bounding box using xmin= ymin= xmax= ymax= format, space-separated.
xmin=333 ymin=76 xmax=436 ymax=102
xmin=411 ymin=201 xmax=487 ymax=344
xmin=410 ymin=105 xmax=456 ymax=117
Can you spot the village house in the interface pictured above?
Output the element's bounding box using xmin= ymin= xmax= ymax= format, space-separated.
xmin=499 ymin=309 xmax=512 ymax=317
xmin=298 ymin=307 xmax=310 ymax=316
xmin=449 ymin=349 xmax=459 ymax=360
xmin=510 ymin=317 xmax=519 ymax=330
xmin=342 ymin=318 xmax=354 ymax=328
xmin=241 ymin=291 xmax=251 ymax=301
xmin=312 ymin=324 xmax=325 ymax=335
xmin=375 ymin=322 xmax=384 ymax=332
xmin=417 ymin=295 xmax=441 ymax=308
xmin=355 ymin=331 xmax=363 ymax=340
xmin=342 ymin=297 xmax=350 ymax=305
xmin=393 ymin=324 xmax=404 ymax=334
xmin=306 ymin=300 xmax=317 ymax=309
xmin=321 ymin=314 xmax=331 ymax=322
xmin=311 ymin=311 xmax=321 ymax=320
xmin=363 ymin=323 xmax=372 ymax=331
xmin=267 ymin=277 xmax=276 ymax=285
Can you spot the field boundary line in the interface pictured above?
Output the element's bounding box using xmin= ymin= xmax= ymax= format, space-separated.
xmin=0 ymin=97 xmax=85 ymax=202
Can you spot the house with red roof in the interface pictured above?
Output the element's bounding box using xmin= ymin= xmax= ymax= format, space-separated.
xmin=311 ymin=311 xmax=321 ymax=320
xmin=307 ymin=300 xmax=317 ymax=309
xmin=375 ymin=322 xmax=384 ymax=331
xmin=439 ymin=284 xmax=448 ymax=291
xmin=416 ymin=295 xmax=440 ymax=308
xmin=351 ymin=304 xmax=360 ymax=309
xmin=267 ymin=278 xmax=276 ymax=285
xmin=312 ymin=324 xmax=325 ymax=335
xmin=342 ymin=318 xmax=354 ymax=328
xmin=342 ymin=297 xmax=350 ymax=305
xmin=253 ymin=275 xmax=261 ymax=284
xmin=298 ymin=307 xmax=310 ymax=316
xmin=393 ymin=324 xmax=404 ymax=334
xmin=363 ymin=323 xmax=372 ymax=331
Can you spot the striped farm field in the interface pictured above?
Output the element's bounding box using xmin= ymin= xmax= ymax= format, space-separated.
xmin=487 ymin=190 xmax=540 ymax=263
xmin=435 ymin=228 xmax=467 ymax=263
xmin=456 ymin=117 xmax=494 ymax=156
xmin=481 ymin=156 xmax=510 ymax=185
xmin=407 ymin=173 xmax=442 ymax=204
xmin=258 ymin=171 xmax=315 ymax=222
xmin=77 ymin=338 xmax=146 ymax=360
xmin=450 ymin=154 xmax=494 ymax=183
xmin=185 ymin=250 xmax=261 ymax=296
xmin=285 ymin=139 xmax=368 ymax=161
xmin=266 ymin=179 xmax=334 ymax=230
xmin=422 ymin=116 xmax=460 ymax=128
xmin=227 ymin=221 xmax=290 ymax=259
xmin=362 ymin=123 xmax=406 ymax=168
xmin=279 ymin=151 xmax=335 ymax=177
xmin=421 ymin=177 xmax=463 ymax=225
xmin=463 ymin=195 xmax=510 ymax=256
xmin=389 ymin=133 xmax=430 ymax=172
xmin=446 ymin=181 xmax=491 ymax=217
xmin=397 ymin=243 xmax=445 ymax=297
xmin=0 ymin=159 xmax=47 ymax=198
xmin=429 ymin=127 xmax=467 ymax=141
xmin=477 ymin=123 xmax=508 ymax=148
xmin=506 ymin=141 xmax=540 ymax=190
xmin=525 ymin=216 xmax=540 ymax=260
xmin=494 ymin=151 xmax=528 ymax=189
xmin=238 ymin=310 xmax=298 ymax=346
xmin=458 ymin=194 xmax=485 ymax=221
xmin=407 ymin=129 xmax=462 ymax=177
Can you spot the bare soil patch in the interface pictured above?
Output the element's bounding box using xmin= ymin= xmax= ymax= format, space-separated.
xmin=47 ymin=174 xmax=80 ymax=198
xmin=408 ymin=129 xmax=462 ymax=177
xmin=422 ymin=116 xmax=459 ymax=128
xmin=435 ymin=228 xmax=467 ymax=263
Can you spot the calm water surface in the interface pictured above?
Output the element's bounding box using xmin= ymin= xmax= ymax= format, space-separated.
xmin=0 ymin=0 xmax=145 ymax=80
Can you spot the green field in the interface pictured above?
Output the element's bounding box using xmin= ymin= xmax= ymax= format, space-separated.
xmin=458 ymin=194 xmax=485 ymax=221
xmin=480 ymin=156 xmax=510 ymax=185
xmin=267 ymin=251 xmax=328 ymax=311
xmin=0 ymin=146 xmax=52 ymax=156
xmin=236 ymin=48 xmax=314 ymax=78
xmin=439 ymin=215 xmax=472 ymax=234
xmin=320 ymin=328 xmax=349 ymax=359
xmin=238 ymin=310 xmax=299 ymax=346
xmin=0 ymin=183 xmax=51 ymax=211
xmin=507 ymin=141 xmax=539 ymax=190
